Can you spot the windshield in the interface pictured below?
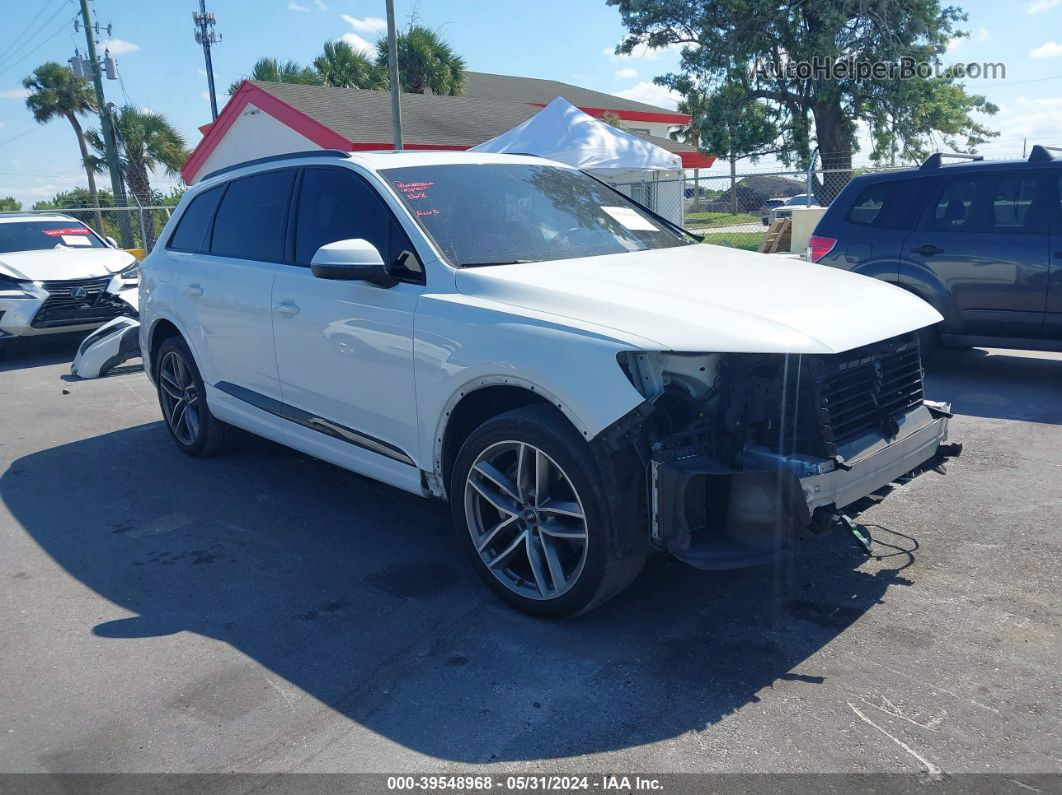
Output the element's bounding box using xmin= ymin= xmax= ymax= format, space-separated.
xmin=380 ymin=164 xmax=689 ymax=266
xmin=0 ymin=220 xmax=107 ymax=254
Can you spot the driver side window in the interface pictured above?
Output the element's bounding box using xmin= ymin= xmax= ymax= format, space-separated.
xmin=292 ymin=167 xmax=423 ymax=283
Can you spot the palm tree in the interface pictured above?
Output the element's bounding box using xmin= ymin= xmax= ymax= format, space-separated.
xmin=87 ymin=107 xmax=188 ymax=249
xmin=671 ymin=91 xmax=709 ymax=211
xmin=374 ymin=25 xmax=465 ymax=95
xmin=22 ymin=62 xmax=103 ymax=228
xmin=314 ymin=40 xmax=388 ymax=89
xmin=227 ymin=58 xmax=320 ymax=94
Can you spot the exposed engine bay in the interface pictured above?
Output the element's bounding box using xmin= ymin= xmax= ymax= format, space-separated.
xmin=602 ymin=332 xmax=958 ymax=569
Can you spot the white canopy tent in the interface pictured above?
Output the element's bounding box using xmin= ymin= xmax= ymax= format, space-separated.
xmin=471 ymin=97 xmax=685 ymax=224
xmin=471 ymin=96 xmax=682 ymax=171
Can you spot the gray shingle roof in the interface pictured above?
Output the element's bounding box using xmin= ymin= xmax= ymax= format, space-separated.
xmin=461 ymin=71 xmax=683 ymax=116
xmin=249 ymin=81 xmax=695 ymax=156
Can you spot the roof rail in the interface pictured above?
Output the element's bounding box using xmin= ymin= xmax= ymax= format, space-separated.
xmin=0 ymin=211 xmax=77 ymax=219
xmin=200 ymin=149 xmax=351 ymax=182
xmin=1028 ymin=144 xmax=1062 ymax=163
xmin=920 ymin=152 xmax=984 ymax=170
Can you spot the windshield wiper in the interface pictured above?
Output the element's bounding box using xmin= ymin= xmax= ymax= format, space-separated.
xmin=460 ymin=259 xmax=536 ymax=268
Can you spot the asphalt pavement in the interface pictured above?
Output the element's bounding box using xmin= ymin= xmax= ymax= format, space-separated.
xmin=0 ymin=336 xmax=1059 ymax=776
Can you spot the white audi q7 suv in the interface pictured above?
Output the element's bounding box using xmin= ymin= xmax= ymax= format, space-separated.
xmin=139 ymin=150 xmax=956 ymax=617
xmin=0 ymin=213 xmax=139 ymax=346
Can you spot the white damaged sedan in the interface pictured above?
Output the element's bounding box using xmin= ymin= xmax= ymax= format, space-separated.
xmin=139 ymin=150 xmax=959 ymax=617
xmin=0 ymin=213 xmax=139 ymax=345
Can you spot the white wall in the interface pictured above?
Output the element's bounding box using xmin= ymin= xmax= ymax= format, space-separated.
xmin=191 ymin=104 xmax=321 ymax=183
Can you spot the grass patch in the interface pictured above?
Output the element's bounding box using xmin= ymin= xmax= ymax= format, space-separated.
xmin=686 ymin=211 xmax=761 ymax=227
xmin=698 ymin=231 xmax=765 ymax=251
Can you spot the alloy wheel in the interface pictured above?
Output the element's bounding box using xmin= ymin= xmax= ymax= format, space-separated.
xmin=158 ymin=351 xmax=201 ymax=446
xmin=464 ymin=440 xmax=588 ymax=600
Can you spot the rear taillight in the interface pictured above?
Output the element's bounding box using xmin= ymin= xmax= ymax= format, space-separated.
xmin=808 ymin=235 xmax=837 ymax=263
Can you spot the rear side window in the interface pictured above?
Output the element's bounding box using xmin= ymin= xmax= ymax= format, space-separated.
xmin=924 ymin=172 xmax=1044 ymax=234
xmin=846 ymin=180 xmax=925 ymax=228
xmin=168 ymin=187 xmax=223 ymax=251
xmin=210 ymin=170 xmax=294 ymax=261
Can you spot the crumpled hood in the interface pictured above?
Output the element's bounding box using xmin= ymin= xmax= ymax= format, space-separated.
xmin=454 ymin=244 xmax=942 ymax=354
xmin=0 ymin=247 xmax=135 ymax=282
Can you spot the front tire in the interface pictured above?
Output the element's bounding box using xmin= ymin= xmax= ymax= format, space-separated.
xmin=450 ymin=404 xmax=645 ymax=618
xmin=154 ymin=336 xmax=236 ymax=456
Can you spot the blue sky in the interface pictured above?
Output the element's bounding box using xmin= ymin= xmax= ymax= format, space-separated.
xmin=1 ymin=0 xmax=1061 ymax=206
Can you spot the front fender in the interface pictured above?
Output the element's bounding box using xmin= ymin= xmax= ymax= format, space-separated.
xmin=414 ymin=293 xmax=651 ymax=492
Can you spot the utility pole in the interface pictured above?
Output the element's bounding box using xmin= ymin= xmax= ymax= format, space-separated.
xmin=193 ymin=0 xmax=221 ymax=121
xmin=77 ymin=0 xmax=132 ymax=247
xmin=385 ymin=0 xmax=403 ymax=149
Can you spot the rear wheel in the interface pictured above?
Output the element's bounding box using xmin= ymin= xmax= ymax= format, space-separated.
xmin=450 ymin=404 xmax=645 ymax=618
xmin=154 ymin=336 xmax=236 ymax=456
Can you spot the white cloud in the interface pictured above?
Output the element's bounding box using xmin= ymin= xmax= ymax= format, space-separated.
xmin=614 ymin=67 xmax=638 ymax=79
xmin=0 ymin=87 xmax=30 ymax=99
xmin=338 ymin=15 xmax=384 ymax=53
xmin=314 ymin=0 xmax=327 ymax=9
xmin=339 ymin=32 xmax=375 ymax=54
xmin=976 ymin=27 xmax=990 ymax=41
xmin=102 ymin=38 xmax=140 ymax=55
xmin=614 ymin=81 xmax=679 ymax=109
xmin=1029 ymin=41 xmax=1062 ymax=58
xmin=995 ymin=96 xmax=1062 ymax=142
xmin=288 ymin=1 xmax=309 ymax=10
xmin=1027 ymin=0 xmax=1060 ymax=12
xmin=341 ymin=14 xmax=386 ymax=33
xmin=201 ymin=92 xmax=211 ymax=103
xmin=197 ymin=67 xmax=207 ymax=77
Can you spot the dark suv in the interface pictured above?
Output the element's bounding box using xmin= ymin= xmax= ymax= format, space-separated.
xmin=810 ymin=147 xmax=1062 ymax=353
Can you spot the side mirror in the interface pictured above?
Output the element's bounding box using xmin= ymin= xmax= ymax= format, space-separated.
xmin=104 ymin=236 xmax=118 ymax=248
xmin=310 ymin=238 xmax=396 ymax=287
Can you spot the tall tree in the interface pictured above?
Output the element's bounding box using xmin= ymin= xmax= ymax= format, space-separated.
xmin=228 ymin=58 xmax=320 ymax=94
xmin=87 ymin=107 xmax=188 ymax=249
xmin=688 ymin=85 xmax=780 ymax=214
xmin=607 ymin=0 xmax=998 ymax=200
xmin=314 ymin=40 xmax=388 ymax=89
xmin=0 ymin=197 xmax=21 ymax=212
xmin=22 ymin=62 xmax=103 ymax=228
xmin=375 ymin=25 xmax=465 ymax=95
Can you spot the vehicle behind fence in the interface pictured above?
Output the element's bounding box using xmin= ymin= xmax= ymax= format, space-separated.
xmin=1 ymin=198 xmax=176 ymax=255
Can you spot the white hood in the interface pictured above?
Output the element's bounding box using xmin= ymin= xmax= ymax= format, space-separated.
xmin=0 ymin=247 xmax=135 ymax=282
xmin=455 ymin=244 xmax=942 ymax=354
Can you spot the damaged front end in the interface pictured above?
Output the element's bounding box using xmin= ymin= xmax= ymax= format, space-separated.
xmin=605 ymin=332 xmax=958 ymax=569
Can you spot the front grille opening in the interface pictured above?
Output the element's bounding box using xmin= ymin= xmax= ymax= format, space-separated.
xmin=32 ymin=276 xmax=123 ymax=329
xmin=737 ymin=332 xmax=925 ymax=461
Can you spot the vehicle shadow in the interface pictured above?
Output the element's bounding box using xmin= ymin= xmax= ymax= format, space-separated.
xmin=1 ymin=424 xmax=910 ymax=763
xmin=0 ymin=334 xmax=82 ymax=373
xmin=926 ymin=348 xmax=1062 ymax=425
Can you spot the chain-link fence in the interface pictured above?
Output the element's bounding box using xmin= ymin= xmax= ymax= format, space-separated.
xmin=1 ymin=199 xmax=176 ymax=255
xmin=599 ymin=173 xmax=688 ymax=230
xmin=604 ymin=161 xmax=912 ymax=252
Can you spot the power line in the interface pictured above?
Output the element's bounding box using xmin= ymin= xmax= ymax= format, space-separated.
xmin=0 ymin=128 xmax=42 ymax=148
xmin=0 ymin=1 xmax=75 ymax=74
xmin=0 ymin=0 xmax=64 ymax=64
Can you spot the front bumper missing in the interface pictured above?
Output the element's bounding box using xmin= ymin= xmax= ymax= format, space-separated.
xmin=651 ymin=402 xmax=954 ymax=570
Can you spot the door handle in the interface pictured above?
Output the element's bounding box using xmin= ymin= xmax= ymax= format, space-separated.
xmin=911 ymin=244 xmax=943 ymax=256
xmin=276 ymin=301 xmax=299 ymax=317
xmin=186 ymin=283 xmax=204 ymax=297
